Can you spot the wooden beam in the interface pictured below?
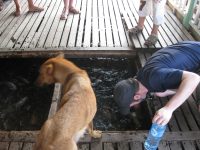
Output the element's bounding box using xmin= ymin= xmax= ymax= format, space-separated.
xmin=0 ymin=131 xmax=200 ymax=143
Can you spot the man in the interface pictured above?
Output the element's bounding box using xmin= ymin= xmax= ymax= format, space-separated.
xmin=128 ymin=0 xmax=167 ymax=46
xmin=114 ymin=41 xmax=200 ymax=126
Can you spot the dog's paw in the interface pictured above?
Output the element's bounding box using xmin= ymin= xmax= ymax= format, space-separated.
xmin=90 ymin=130 xmax=102 ymax=138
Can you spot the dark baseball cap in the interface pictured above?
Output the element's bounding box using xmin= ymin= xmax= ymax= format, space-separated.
xmin=114 ymin=78 xmax=139 ymax=115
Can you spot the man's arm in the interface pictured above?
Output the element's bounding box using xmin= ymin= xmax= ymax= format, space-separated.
xmin=153 ymin=71 xmax=200 ymax=125
xmin=154 ymin=90 xmax=176 ymax=97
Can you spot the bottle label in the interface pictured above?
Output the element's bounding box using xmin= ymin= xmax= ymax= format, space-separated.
xmin=151 ymin=128 xmax=158 ymax=137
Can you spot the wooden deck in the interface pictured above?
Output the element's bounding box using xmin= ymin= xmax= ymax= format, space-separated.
xmin=0 ymin=0 xmax=195 ymax=57
xmin=0 ymin=0 xmax=199 ymax=149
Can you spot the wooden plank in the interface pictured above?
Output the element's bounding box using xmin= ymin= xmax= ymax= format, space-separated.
xmin=29 ymin=0 xmax=57 ymax=48
xmin=162 ymin=96 xmax=189 ymax=132
xmin=103 ymin=143 xmax=115 ymax=150
xmin=0 ymin=0 xmax=26 ymax=29
xmin=107 ymin=0 xmax=120 ymax=47
xmin=164 ymin=10 xmax=188 ymax=41
xmin=129 ymin=141 xmax=143 ymax=150
xmin=158 ymin=23 xmax=173 ymax=46
xmin=118 ymin=0 xmax=133 ymax=47
xmin=67 ymin=0 xmax=81 ymax=47
xmin=0 ymin=131 xmax=38 ymax=142
xmin=187 ymin=96 xmax=200 ymax=127
xmin=21 ymin=0 xmax=52 ymax=48
xmin=36 ymin=0 xmax=62 ymax=48
xmin=78 ymin=143 xmax=90 ymax=150
xmin=0 ymin=142 xmax=9 ymax=150
xmin=83 ymin=0 xmax=92 ymax=47
xmin=22 ymin=142 xmax=34 ymax=150
xmin=158 ymin=141 xmax=170 ymax=150
xmin=90 ymin=141 xmax=102 ymax=150
xmin=121 ymin=0 xmax=140 ymax=48
xmin=117 ymin=142 xmax=129 ymax=150
xmin=112 ymin=0 xmax=128 ymax=47
xmin=0 ymin=47 xmax=137 ymax=58
xmin=59 ymin=13 xmax=73 ymax=47
xmin=181 ymin=101 xmax=199 ymax=131
xmin=14 ymin=0 xmax=47 ymax=49
xmin=0 ymin=0 xmax=29 ymax=47
xmin=98 ymin=0 xmax=106 ymax=47
xmin=138 ymin=52 xmax=146 ymax=67
xmin=0 ymin=0 xmax=17 ymax=21
xmin=80 ymin=131 xmax=200 ymax=143
xmin=124 ymin=0 xmax=141 ymax=48
xmin=165 ymin=6 xmax=194 ymax=41
xmin=9 ymin=142 xmax=23 ymax=150
xmin=163 ymin=14 xmax=183 ymax=42
xmin=7 ymin=0 xmax=44 ymax=48
xmin=173 ymin=106 xmax=189 ymax=131
xmin=75 ymin=0 xmax=87 ymax=47
xmin=0 ymin=131 xmax=199 ymax=145
xmin=181 ymin=141 xmax=196 ymax=150
xmin=102 ymin=0 xmax=113 ymax=47
xmin=118 ymin=2 xmax=133 ymax=47
xmin=44 ymin=0 xmax=63 ymax=48
xmin=51 ymin=20 xmax=65 ymax=48
xmin=196 ymin=140 xmax=200 ymax=150
xmin=48 ymin=83 xmax=62 ymax=118
xmin=168 ymin=141 xmax=182 ymax=150
xmin=160 ymin=21 xmax=177 ymax=45
xmin=91 ymin=0 xmax=99 ymax=47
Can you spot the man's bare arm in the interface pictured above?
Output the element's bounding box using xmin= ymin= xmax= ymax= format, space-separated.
xmin=154 ymin=90 xmax=176 ymax=97
xmin=153 ymin=71 xmax=200 ymax=125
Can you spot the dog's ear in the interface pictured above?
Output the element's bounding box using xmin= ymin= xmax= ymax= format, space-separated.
xmin=46 ymin=64 xmax=53 ymax=75
xmin=56 ymin=53 xmax=64 ymax=58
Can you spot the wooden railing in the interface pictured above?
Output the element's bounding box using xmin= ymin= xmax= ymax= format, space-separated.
xmin=168 ymin=0 xmax=200 ymax=40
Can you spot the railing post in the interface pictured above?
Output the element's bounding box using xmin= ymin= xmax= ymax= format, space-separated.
xmin=183 ymin=0 xmax=197 ymax=29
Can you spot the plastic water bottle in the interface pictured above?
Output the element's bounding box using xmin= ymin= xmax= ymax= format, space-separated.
xmin=144 ymin=123 xmax=166 ymax=150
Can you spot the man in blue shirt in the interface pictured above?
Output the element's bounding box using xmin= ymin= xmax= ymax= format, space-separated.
xmin=114 ymin=41 xmax=200 ymax=126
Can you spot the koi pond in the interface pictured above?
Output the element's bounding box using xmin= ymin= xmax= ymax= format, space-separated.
xmin=0 ymin=57 xmax=152 ymax=131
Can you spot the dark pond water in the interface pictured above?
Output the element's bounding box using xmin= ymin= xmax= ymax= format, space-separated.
xmin=72 ymin=58 xmax=151 ymax=131
xmin=0 ymin=57 xmax=151 ymax=131
xmin=0 ymin=58 xmax=54 ymax=131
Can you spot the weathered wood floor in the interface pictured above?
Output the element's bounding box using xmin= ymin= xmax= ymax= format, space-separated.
xmin=0 ymin=0 xmax=194 ymax=57
xmin=0 ymin=0 xmax=199 ymax=149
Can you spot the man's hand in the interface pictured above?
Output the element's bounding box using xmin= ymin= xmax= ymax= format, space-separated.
xmin=152 ymin=106 xmax=173 ymax=125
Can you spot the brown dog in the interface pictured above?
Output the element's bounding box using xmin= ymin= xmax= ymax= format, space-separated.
xmin=34 ymin=54 xmax=101 ymax=150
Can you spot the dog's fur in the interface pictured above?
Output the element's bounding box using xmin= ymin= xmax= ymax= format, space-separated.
xmin=34 ymin=54 xmax=101 ymax=150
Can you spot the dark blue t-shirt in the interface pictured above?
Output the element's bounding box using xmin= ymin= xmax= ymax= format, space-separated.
xmin=136 ymin=41 xmax=200 ymax=92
